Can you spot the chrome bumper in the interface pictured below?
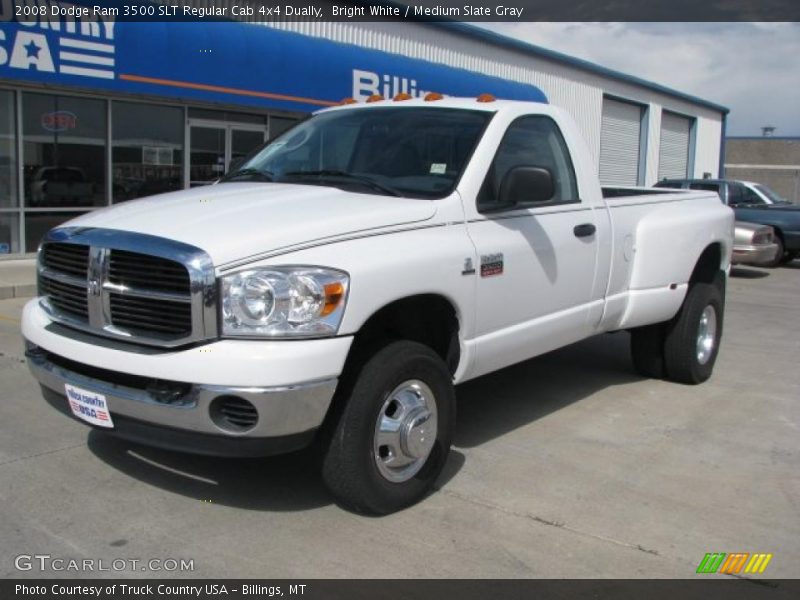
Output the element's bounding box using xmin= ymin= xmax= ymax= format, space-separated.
xmin=25 ymin=342 xmax=337 ymax=456
xmin=732 ymin=242 xmax=779 ymax=267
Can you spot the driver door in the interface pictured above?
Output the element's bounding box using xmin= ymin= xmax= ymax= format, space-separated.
xmin=466 ymin=115 xmax=601 ymax=378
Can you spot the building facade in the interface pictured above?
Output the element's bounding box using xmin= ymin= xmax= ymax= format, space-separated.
xmin=725 ymin=137 xmax=800 ymax=204
xmin=0 ymin=4 xmax=728 ymax=256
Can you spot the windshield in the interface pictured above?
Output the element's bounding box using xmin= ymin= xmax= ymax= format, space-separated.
xmin=221 ymin=107 xmax=492 ymax=198
xmin=754 ymin=184 xmax=790 ymax=204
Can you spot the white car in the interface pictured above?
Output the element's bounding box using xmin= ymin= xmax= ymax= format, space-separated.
xmin=22 ymin=97 xmax=733 ymax=513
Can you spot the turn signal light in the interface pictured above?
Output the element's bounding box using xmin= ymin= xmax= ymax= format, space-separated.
xmin=476 ymin=93 xmax=496 ymax=103
xmin=366 ymin=94 xmax=384 ymax=103
xmin=393 ymin=92 xmax=412 ymax=101
xmin=424 ymin=92 xmax=444 ymax=101
xmin=321 ymin=282 xmax=345 ymax=316
xmin=339 ymin=97 xmax=357 ymax=105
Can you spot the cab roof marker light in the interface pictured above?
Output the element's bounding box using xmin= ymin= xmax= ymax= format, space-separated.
xmin=393 ymin=92 xmax=412 ymax=101
xmin=366 ymin=94 xmax=384 ymax=103
xmin=477 ymin=93 xmax=496 ymax=103
xmin=424 ymin=92 xmax=444 ymax=101
xmin=339 ymin=97 xmax=357 ymax=105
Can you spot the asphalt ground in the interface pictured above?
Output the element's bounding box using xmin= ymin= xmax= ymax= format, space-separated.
xmin=0 ymin=263 xmax=798 ymax=579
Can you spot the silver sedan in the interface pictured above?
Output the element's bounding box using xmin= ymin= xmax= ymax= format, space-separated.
xmin=732 ymin=222 xmax=779 ymax=267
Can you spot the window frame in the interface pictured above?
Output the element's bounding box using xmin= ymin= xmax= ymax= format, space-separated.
xmin=477 ymin=114 xmax=581 ymax=215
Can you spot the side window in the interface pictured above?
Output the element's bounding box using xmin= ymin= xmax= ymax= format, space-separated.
xmin=727 ymin=183 xmax=744 ymax=205
xmin=478 ymin=116 xmax=578 ymax=210
xmin=740 ymin=186 xmax=766 ymax=205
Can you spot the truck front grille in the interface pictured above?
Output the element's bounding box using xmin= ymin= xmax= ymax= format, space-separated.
xmin=39 ymin=274 xmax=89 ymax=320
xmin=109 ymin=249 xmax=191 ymax=294
xmin=107 ymin=249 xmax=192 ymax=337
xmin=37 ymin=229 xmax=216 ymax=348
xmin=39 ymin=242 xmax=91 ymax=322
xmin=41 ymin=242 xmax=90 ymax=278
xmin=110 ymin=292 xmax=192 ymax=336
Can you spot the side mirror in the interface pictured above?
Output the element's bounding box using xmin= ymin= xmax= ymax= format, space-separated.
xmin=499 ymin=166 xmax=555 ymax=206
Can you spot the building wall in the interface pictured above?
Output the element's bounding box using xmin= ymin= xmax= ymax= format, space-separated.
xmin=725 ymin=138 xmax=800 ymax=203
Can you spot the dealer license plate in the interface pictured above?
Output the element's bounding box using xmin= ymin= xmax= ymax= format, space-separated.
xmin=65 ymin=384 xmax=114 ymax=429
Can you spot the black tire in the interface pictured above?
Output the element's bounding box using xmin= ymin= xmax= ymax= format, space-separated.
xmin=630 ymin=323 xmax=666 ymax=379
xmin=321 ymin=340 xmax=455 ymax=515
xmin=663 ymin=279 xmax=724 ymax=385
xmin=764 ymin=235 xmax=784 ymax=268
xmin=779 ymin=249 xmax=797 ymax=264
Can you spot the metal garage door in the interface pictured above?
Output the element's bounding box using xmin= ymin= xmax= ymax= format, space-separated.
xmin=658 ymin=112 xmax=692 ymax=180
xmin=599 ymin=98 xmax=643 ymax=186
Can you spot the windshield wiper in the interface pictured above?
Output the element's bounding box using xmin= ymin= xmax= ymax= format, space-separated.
xmin=283 ymin=170 xmax=403 ymax=197
xmin=220 ymin=168 xmax=274 ymax=183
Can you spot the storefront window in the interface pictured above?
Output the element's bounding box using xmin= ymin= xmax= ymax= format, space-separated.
xmin=0 ymin=91 xmax=17 ymax=210
xmin=25 ymin=211 xmax=85 ymax=253
xmin=269 ymin=116 xmax=299 ymax=140
xmin=0 ymin=214 xmax=20 ymax=255
xmin=22 ymin=93 xmax=107 ymax=208
xmin=113 ymin=102 xmax=184 ymax=202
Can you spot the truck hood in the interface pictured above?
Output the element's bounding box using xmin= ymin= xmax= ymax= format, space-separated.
xmin=66 ymin=183 xmax=437 ymax=266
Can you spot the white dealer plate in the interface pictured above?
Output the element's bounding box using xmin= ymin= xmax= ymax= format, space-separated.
xmin=65 ymin=384 xmax=114 ymax=429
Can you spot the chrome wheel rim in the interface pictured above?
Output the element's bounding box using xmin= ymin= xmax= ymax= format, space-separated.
xmin=696 ymin=305 xmax=717 ymax=365
xmin=373 ymin=380 xmax=438 ymax=483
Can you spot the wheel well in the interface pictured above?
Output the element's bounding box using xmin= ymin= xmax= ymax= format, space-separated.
xmin=690 ymin=243 xmax=724 ymax=285
xmin=348 ymin=295 xmax=460 ymax=376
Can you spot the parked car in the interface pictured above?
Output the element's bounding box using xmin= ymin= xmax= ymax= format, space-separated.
xmin=23 ymin=98 xmax=733 ymax=514
xmin=732 ymin=222 xmax=779 ymax=267
xmin=740 ymin=181 xmax=794 ymax=206
xmin=29 ymin=166 xmax=94 ymax=207
xmin=654 ymin=178 xmax=799 ymax=267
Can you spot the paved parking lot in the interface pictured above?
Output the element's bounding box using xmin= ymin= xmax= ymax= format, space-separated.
xmin=0 ymin=264 xmax=798 ymax=579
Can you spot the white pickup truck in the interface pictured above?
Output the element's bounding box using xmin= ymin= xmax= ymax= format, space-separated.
xmin=23 ymin=97 xmax=733 ymax=514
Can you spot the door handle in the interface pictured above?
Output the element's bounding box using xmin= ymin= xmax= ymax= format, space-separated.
xmin=574 ymin=223 xmax=596 ymax=238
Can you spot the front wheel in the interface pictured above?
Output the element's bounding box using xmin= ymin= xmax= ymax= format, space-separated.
xmin=662 ymin=279 xmax=724 ymax=384
xmin=321 ymin=341 xmax=455 ymax=515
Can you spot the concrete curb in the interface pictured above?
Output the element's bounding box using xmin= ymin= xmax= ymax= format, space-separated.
xmin=0 ymin=259 xmax=37 ymax=300
xmin=0 ymin=284 xmax=37 ymax=300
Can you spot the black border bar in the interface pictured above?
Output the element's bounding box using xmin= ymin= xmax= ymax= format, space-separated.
xmin=6 ymin=0 xmax=800 ymax=22
xmin=5 ymin=579 xmax=800 ymax=600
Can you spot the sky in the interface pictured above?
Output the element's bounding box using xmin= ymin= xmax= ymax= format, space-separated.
xmin=477 ymin=23 xmax=800 ymax=137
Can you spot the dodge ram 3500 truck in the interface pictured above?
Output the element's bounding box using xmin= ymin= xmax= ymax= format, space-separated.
xmin=22 ymin=97 xmax=734 ymax=514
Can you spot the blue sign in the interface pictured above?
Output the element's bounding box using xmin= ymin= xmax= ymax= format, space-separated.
xmin=0 ymin=6 xmax=547 ymax=112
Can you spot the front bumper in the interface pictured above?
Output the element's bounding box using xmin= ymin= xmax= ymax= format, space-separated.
xmin=731 ymin=242 xmax=779 ymax=266
xmin=22 ymin=299 xmax=353 ymax=457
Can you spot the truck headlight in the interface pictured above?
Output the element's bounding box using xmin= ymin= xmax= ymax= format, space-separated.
xmin=221 ymin=267 xmax=348 ymax=338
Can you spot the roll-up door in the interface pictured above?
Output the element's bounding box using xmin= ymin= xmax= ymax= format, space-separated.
xmin=599 ymin=97 xmax=643 ymax=186
xmin=658 ymin=112 xmax=692 ymax=180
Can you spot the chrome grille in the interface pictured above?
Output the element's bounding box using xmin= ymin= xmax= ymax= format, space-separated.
xmin=39 ymin=274 xmax=88 ymax=320
xmin=41 ymin=243 xmax=90 ymax=278
xmin=109 ymin=292 xmax=192 ymax=336
xmin=109 ymin=249 xmax=190 ymax=294
xmin=37 ymin=228 xmax=217 ymax=348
